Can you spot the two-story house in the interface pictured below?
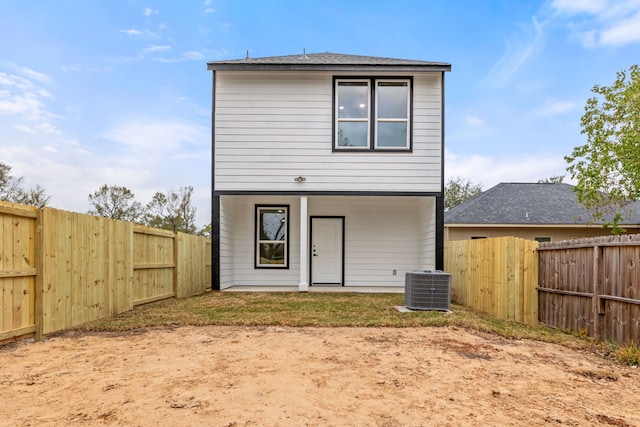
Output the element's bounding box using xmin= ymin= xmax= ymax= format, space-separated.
xmin=207 ymin=52 xmax=451 ymax=291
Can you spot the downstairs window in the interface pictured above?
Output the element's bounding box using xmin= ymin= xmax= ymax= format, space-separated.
xmin=255 ymin=205 xmax=289 ymax=268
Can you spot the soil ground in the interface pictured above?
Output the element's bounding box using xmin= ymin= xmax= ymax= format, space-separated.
xmin=1 ymin=326 xmax=638 ymax=426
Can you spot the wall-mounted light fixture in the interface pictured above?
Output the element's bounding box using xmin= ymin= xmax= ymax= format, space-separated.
xmin=294 ymin=176 xmax=306 ymax=183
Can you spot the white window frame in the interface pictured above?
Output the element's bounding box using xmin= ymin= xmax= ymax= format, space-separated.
xmin=255 ymin=205 xmax=289 ymax=269
xmin=334 ymin=77 xmax=411 ymax=151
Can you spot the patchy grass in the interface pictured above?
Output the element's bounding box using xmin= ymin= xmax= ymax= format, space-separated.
xmin=73 ymin=291 xmax=583 ymax=346
xmin=612 ymin=341 xmax=640 ymax=366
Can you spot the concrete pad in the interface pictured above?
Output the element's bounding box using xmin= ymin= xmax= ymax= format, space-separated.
xmin=395 ymin=306 xmax=453 ymax=313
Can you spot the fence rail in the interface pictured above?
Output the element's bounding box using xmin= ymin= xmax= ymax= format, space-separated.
xmin=445 ymin=237 xmax=539 ymax=325
xmin=538 ymin=234 xmax=640 ymax=344
xmin=1 ymin=201 xmax=211 ymax=343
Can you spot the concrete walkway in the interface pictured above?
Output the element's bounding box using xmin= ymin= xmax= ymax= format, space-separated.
xmin=222 ymin=285 xmax=404 ymax=294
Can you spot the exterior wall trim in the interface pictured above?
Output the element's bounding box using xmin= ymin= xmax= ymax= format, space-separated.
xmin=211 ymin=70 xmax=220 ymax=290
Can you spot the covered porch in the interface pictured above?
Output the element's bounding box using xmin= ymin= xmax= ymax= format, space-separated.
xmin=222 ymin=285 xmax=404 ymax=293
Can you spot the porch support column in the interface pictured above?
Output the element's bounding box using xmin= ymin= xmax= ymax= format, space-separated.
xmin=299 ymin=196 xmax=309 ymax=292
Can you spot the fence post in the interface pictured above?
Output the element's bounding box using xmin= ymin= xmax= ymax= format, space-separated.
xmin=173 ymin=232 xmax=179 ymax=298
xmin=33 ymin=209 xmax=44 ymax=342
xmin=592 ymin=244 xmax=603 ymax=339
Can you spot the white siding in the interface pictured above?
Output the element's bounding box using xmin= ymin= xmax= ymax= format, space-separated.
xmin=219 ymin=195 xmax=431 ymax=287
xmin=230 ymin=196 xmax=301 ymax=286
xmin=417 ymin=197 xmax=436 ymax=269
xmin=214 ymin=72 xmax=443 ymax=193
xmin=309 ymin=196 xmax=421 ymax=286
xmin=219 ymin=196 xmax=235 ymax=289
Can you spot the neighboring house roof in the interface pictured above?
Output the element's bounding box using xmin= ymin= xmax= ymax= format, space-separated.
xmin=207 ymin=51 xmax=451 ymax=72
xmin=445 ymin=182 xmax=640 ymax=225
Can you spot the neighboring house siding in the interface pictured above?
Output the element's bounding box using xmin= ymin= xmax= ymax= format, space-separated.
xmin=445 ymin=226 xmax=640 ymax=242
xmin=214 ymin=71 xmax=443 ymax=193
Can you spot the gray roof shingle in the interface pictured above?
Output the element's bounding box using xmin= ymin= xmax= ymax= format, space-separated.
xmin=207 ymin=52 xmax=451 ymax=72
xmin=444 ymin=182 xmax=640 ymax=225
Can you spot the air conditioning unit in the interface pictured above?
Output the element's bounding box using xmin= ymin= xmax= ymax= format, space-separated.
xmin=405 ymin=270 xmax=451 ymax=311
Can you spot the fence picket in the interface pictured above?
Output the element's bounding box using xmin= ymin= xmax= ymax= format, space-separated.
xmin=444 ymin=236 xmax=539 ymax=325
xmin=538 ymin=235 xmax=640 ymax=344
xmin=1 ymin=201 xmax=211 ymax=343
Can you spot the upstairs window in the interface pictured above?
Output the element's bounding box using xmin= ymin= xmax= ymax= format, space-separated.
xmin=255 ymin=205 xmax=289 ymax=268
xmin=334 ymin=78 xmax=411 ymax=151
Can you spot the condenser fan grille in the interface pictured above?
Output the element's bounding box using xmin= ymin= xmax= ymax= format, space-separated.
xmin=404 ymin=270 xmax=451 ymax=311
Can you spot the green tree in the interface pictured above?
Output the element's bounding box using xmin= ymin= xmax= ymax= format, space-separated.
xmin=0 ymin=162 xmax=25 ymax=202
xmin=14 ymin=185 xmax=51 ymax=208
xmin=198 ymin=223 xmax=212 ymax=238
xmin=145 ymin=186 xmax=197 ymax=233
xmin=444 ymin=176 xmax=483 ymax=211
xmin=88 ymin=185 xmax=143 ymax=222
xmin=565 ymin=65 xmax=640 ymax=232
xmin=0 ymin=162 xmax=50 ymax=207
xmin=538 ymin=175 xmax=565 ymax=184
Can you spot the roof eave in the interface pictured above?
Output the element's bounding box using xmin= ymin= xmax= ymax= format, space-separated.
xmin=444 ymin=223 xmax=640 ymax=228
xmin=206 ymin=63 xmax=452 ymax=72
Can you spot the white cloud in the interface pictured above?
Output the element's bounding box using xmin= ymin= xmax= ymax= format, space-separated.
xmin=550 ymin=0 xmax=640 ymax=46
xmin=183 ymin=51 xmax=204 ymax=60
xmin=143 ymin=45 xmax=171 ymax=53
xmin=152 ymin=50 xmax=209 ymax=63
xmin=599 ymin=11 xmax=640 ymax=45
xmin=534 ymin=99 xmax=577 ymax=116
xmin=120 ymin=28 xmax=142 ymax=36
xmin=483 ymin=17 xmax=547 ymax=88
xmin=120 ymin=28 xmax=158 ymax=38
xmin=17 ymin=66 xmax=54 ymax=85
xmin=103 ymin=117 xmax=208 ymax=154
xmin=144 ymin=8 xmax=158 ymax=16
xmin=445 ymin=149 xmax=568 ymax=188
xmin=551 ymin=0 xmax=608 ymax=15
xmin=0 ymin=67 xmax=61 ymax=134
xmin=465 ymin=115 xmax=485 ymax=127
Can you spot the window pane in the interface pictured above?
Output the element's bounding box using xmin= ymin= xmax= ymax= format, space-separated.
xmin=259 ymin=243 xmax=285 ymax=265
xmin=338 ymin=82 xmax=368 ymax=119
xmin=260 ymin=210 xmax=285 ymax=240
xmin=377 ymin=122 xmax=407 ymax=147
xmin=377 ymin=82 xmax=408 ymax=118
xmin=337 ymin=122 xmax=368 ymax=147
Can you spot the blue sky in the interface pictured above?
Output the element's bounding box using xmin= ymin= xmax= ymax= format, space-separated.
xmin=1 ymin=0 xmax=639 ymax=226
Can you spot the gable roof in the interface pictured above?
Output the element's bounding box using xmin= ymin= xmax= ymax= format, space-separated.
xmin=207 ymin=52 xmax=451 ymax=72
xmin=445 ymin=182 xmax=640 ymax=225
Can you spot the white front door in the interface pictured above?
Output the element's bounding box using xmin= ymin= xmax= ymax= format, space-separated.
xmin=311 ymin=217 xmax=343 ymax=285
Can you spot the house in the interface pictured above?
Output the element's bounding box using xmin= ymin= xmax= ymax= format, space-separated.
xmin=444 ymin=182 xmax=640 ymax=242
xmin=207 ymin=52 xmax=451 ymax=290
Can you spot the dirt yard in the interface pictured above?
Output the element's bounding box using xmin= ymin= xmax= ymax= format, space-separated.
xmin=1 ymin=326 xmax=638 ymax=427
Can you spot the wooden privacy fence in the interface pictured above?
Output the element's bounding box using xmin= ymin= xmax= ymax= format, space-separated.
xmin=538 ymin=234 xmax=640 ymax=344
xmin=444 ymin=237 xmax=539 ymax=325
xmin=1 ymin=201 xmax=211 ymax=343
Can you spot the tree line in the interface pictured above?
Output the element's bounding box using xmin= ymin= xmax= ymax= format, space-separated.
xmin=0 ymin=162 xmax=209 ymax=236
